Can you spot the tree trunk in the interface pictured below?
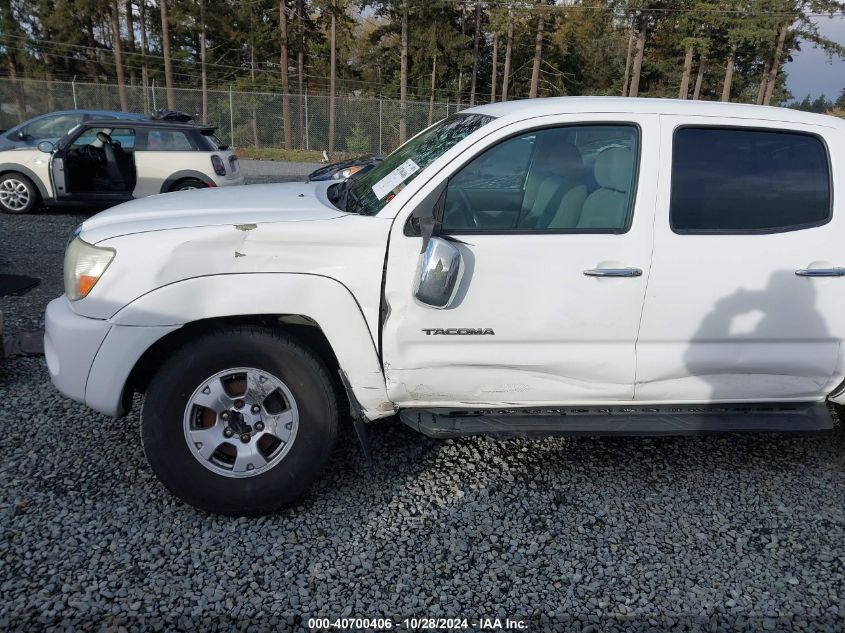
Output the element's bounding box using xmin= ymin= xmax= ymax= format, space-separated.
xmin=628 ymin=27 xmax=646 ymax=98
xmin=621 ymin=27 xmax=634 ymax=96
xmin=85 ymin=17 xmax=99 ymax=84
xmin=692 ymin=57 xmax=706 ymax=100
xmin=297 ymin=0 xmax=305 ymax=149
xmin=399 ymin=1 xmax=408 ymax=143
xmin=457 ymin=4 xmax=465 ymax=104
xmin=469 ymin=0 xmax=481 ymax=106
xmin=721 ymin=43 xmax=737 ymax=102
xmin=756 ymin=59 xmax=770 ymax=104
xmin=140 ymin=0 xmax=150 ymax=112
xmin=251 ymin=44 xmax=259 ymax=149
xmin=125 ymin=0 xmax=137 ymax=85
xmin=110 ymin=0 xmax=128 ymax=111
xmin=529 ymin=14 xmax=544 ymax=98
xmin=679 ymin=45 xmax=693 ymax=99
xmin=6 ymin=60 xmax=25 ymax=124
xmin=428 ymin=52 xmax=437 ymax=126
xmin=280 ymin=0 xmax=291 ymax=149
xmin=160 ymin=0 xmax=175 ymax=109
xmin=199 ymin=0 xmax=208 ymax=123
xmin=763 ymin=21 xmax=789 ymax=106
xmin=490 ymin=32 xmax=498 ymax=102
xmin=329 ymin=12 xmax=336 ymax=155
xmin=501 ymin=4 xmax=513 ymax=101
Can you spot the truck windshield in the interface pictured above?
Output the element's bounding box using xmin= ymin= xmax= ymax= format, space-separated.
xmin=346 ymin=113 xmax=494 ymax=216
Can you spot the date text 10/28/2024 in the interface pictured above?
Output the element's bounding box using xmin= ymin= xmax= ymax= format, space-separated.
xmin=308 ymin=617 xmax=527 ymax=630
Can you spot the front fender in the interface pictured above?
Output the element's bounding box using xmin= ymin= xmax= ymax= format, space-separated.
xmin=111 ymin=273 xmax=393 ymax=420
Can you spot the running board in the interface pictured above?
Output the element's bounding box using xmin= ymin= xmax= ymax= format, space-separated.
xmin=399 ymin=403 xmax=833 ymax=439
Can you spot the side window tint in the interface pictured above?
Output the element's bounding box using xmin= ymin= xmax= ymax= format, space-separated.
xmin=72 ymin=127 xmax=135 ymax=149
xmin=441 ymin=125 xmax=638 ymax=232
xmin=146 ymin=130 xmax=193 ymax=151
xmin=671 ymin=128 xmax=831 ymax=233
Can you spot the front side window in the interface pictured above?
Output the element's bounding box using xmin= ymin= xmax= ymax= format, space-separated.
xmin=347 ymin=113 xmax=494 ymax=216
xmin=671 ymin=127 xmax=831 ymax=233
xmin=70 ymin=127 xmax=136 ymax=150
xmin=440 ymin=124 xmax=639 ymax=232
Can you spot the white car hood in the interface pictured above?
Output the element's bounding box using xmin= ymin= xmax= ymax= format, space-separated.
xmin=80 ymin=181 xmax=345 ymax=243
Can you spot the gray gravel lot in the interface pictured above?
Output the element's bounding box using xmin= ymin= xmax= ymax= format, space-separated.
xmin=1 ymin=170 xmax=845 ymax=631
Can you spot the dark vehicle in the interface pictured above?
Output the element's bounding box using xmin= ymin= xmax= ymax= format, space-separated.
xmin=308 ymin=154 xmax=384 ymax=181
xmin=0 ymin=110 xmax=144 ymax=152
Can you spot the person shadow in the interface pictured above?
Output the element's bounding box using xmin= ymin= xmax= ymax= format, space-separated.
xmin=683 ymin=269 xmax=833 ymax=404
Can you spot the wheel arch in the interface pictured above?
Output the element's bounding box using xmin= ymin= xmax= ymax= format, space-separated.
xmin=106 ymin=273 xmax=393 ymax=421
xmin=0 ymin=163 xmax=49 ymax=199
xmin=160 ymin=170 xmax=215 ymax=193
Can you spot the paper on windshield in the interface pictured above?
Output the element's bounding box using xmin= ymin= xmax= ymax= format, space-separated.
xmin=371 ymin=159 xmax=420 ymax=200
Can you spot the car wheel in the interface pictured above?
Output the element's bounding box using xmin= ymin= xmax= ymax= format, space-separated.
xmin=0 ymin=173 xmax=38 ymax=214
xmin=171 ymin=178 xmax=208 ymax=192
xmin=141 ymin=327 xmax=339 ymax=515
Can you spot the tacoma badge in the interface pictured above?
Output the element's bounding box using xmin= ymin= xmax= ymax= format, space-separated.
xmin=422 ymin=328 xmax=495 ymax=335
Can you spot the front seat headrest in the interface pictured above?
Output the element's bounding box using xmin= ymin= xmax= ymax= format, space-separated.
xmin=593 ymin=146 xmax=632 ymax=193
xmin=96 ymin=131 xmax=112 ymax=145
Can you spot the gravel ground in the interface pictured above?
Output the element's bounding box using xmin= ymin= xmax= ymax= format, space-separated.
xmin=1 ymin=179 xmax=845 ymax=631
xmin=239 ymin=159 xmax=321 ymax=184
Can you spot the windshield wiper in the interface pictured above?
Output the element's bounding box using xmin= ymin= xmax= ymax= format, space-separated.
xmin=338 ymin=179 xmax=361 ymax=214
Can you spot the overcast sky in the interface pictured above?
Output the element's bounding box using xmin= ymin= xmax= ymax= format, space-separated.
xmin=785 ymin=15 xmax=845 ymax=101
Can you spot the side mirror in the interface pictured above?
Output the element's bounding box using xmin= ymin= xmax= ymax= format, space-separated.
xmin=37 ymin=140 xmax=55 ymax=153
xmin=414 ymin=236 xmax=463 ymax=309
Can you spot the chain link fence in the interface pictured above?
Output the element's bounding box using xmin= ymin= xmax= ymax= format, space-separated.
xmin=0 ymin=77 xmax=470 ymax=154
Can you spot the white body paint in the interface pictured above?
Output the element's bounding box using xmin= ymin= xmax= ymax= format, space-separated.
xmin=44 ymin=98 xmax=845 ymax=421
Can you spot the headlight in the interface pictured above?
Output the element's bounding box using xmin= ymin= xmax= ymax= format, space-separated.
xmin=334 ymin=165 xmax=363 ymax=180
xmin=63 ymin=237 xmax=115 ymax=301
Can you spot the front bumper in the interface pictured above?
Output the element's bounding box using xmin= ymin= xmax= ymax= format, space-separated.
xmin=45 ymin=297 xmax=178 ymax=417
xmin=44 ymin=297 xmax=111 ymax=408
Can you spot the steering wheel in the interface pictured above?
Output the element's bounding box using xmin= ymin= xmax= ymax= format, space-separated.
xmin=449 ymin=186 xmax=479 ymax=229
xmin=84 ymin=144 xmax=103 ymax=164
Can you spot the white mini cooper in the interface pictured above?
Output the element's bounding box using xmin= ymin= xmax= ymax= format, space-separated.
xmin=0 ymin=119 xmax=243 ymax=214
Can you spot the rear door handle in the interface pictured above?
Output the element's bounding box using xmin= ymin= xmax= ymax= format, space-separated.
xmin=583 ymin=267 xmax=643 ymax=278
xmin=795 ymin=268 xmax=845 ymax=277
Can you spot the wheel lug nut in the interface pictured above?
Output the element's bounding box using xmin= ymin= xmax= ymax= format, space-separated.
xmin=223 ymin=427 xmax=234 ymax=438
xmin=251 ymin=405 xmax=260 ymax=414
xmin=234 ymin=399 xmax=244 ymax=409
xmin=221 ymin=412 xmax=229 ymax=421
xmin=254 ymin=421 xmax=264 ymax=432
xmin=240 ymin=433 xmax=251 ymax=443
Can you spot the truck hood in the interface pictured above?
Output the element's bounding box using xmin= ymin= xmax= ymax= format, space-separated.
xmin=81 ymin=181 xmax=345 ymax=243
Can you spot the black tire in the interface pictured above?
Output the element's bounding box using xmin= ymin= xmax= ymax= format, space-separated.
xmin=0 ymin=172 xmax=39 ymax=214
xmin=141 ymin=327 xmax=338 ymax=515
xmin=170 ymin=178 xmax=208 ymax=192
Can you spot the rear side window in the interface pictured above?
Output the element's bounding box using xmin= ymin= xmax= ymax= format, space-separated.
xmin=146 ymin=129 xmax=194 ymax=151
xmin=670 ymin=127 xmax=831 ymax=233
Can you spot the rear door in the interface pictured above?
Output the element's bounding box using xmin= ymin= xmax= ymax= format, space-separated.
xmin=133 ymin=127 xmax=199 ymax=196
xmin=636 ymin=117 xmax=845 ymax=403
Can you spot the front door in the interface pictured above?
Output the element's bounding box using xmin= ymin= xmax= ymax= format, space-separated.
xmin=636 ymin=117 xmax=845 ymax=403
xmin=382 ymin=115 xmax=659 ymax=408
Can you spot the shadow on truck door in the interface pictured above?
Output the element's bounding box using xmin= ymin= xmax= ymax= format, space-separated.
xmin=683 ymin=270 xmax=834 ymax=402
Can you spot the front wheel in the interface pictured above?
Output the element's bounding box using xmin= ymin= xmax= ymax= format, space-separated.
xmin=141 ymin=327 xmax=338 ymax=515
xmin=0 ymin=173 xmax=38 ymax=214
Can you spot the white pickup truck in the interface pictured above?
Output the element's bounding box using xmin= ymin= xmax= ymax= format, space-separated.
xmin=45 ymin=98 xmax=845 ymax=515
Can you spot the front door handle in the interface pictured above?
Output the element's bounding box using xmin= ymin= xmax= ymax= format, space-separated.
xmin=583 ymin=267 xmax=643 ymax=278
xmin=795 ymin=268 xmax=845 ymax=278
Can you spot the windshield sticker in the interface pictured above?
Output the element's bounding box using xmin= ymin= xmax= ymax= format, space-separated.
xmin=371 ymin=159 xmax=420 ymax=200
